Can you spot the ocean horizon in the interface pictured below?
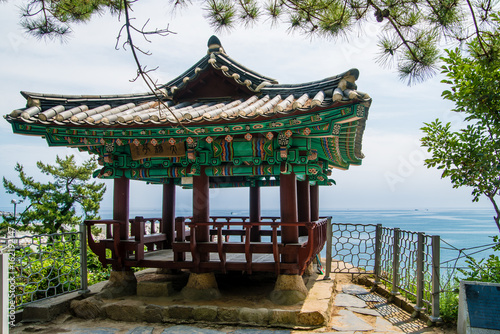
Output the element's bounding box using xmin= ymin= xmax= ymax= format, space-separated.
xmin=2 ymin=205 xmax=497 ymax=269
xmin=97 ymin=207 xmax=498 ymax=268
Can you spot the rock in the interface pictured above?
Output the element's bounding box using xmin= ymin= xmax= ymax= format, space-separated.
xmin=127 ymin=326 xmax=155 ymax=334
xmin=103 ymin=300 xmax=145 ymax=322
xmin=160 ymin=325 xmax=226 ymax=334
xmin=374 ymin=316 xmax=402 ymax=332
xmin=192 ymin=305 xmax=218 ymax=322
xmin=334 ymin=293 xmax=367 ymax=308
xmin=342 ymin=284 xmax=369 ymax=295
xmin=269 ymin=309 xmax=298 ymax=327
xmin=297 ymin=310 xmax=326 ymax=327
xmin=238 ymin=307 xmax=269 ymax=325
xmin=99 ymin=270 xmax=137 ymax=299
xmin=137 ymin=281 xmax=175 ymax=297
xmin=347 ymin=306 xmax=381 ymax=317
xmin=143 ymin=304 xmax=163 ymax=323
xmin=168 ymin=305 xmax=193 ymax=320
xmin=269 ymin=275 xmax=308 ymax=305
xmin=70 ymin=297 xmax=104 ymax=319
xmin=331 ymin=310 xmax=373 ymax=332
xmin=217 ymin=307 xmax=239 ymax=323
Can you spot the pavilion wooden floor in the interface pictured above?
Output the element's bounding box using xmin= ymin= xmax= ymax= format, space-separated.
xmin=144 ymin=249 xmax=275 ymax=263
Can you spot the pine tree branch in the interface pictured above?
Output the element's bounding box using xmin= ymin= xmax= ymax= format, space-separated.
xmin=465 ymin=0 xmax=489 ymax=56
xmin=121 ymin=0 xmax=193 ymax=132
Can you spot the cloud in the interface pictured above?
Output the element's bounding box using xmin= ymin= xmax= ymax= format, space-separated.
xmin=0 ymin=1 xmax=490 ymax=214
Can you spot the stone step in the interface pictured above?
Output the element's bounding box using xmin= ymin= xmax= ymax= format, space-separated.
xmin=137 ymin=281 xmax=175 ymax=297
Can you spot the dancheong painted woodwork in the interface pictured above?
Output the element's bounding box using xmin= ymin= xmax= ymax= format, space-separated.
xmin=4 ymin=36 xmax=372 ymax=276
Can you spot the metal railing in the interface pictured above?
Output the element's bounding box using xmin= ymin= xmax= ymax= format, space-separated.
xmin=324 ymin=222 xmax=440 ymax=321
xmin=0 ymin=224 xmax=88 ymax=310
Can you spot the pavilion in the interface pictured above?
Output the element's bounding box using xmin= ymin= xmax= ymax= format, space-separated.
xmin=5 ymin=36 xmax=372 ymax=304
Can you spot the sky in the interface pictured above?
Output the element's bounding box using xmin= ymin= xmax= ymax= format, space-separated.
xmin=0 ymin=0 xmax=493 ymax=215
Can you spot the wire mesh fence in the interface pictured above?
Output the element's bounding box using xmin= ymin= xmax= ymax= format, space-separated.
xmin=0 ymin=225 xmax=88 ymax=310
xmin=325 ymin=222 xmax=440 ymax=320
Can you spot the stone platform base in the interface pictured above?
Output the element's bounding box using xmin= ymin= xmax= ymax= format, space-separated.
xmin=68 ymin=269 xmax=335 ymax=329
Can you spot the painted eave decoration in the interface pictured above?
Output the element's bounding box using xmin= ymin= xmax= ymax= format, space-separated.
xmin=4 ymin=36 xmax=372 ymax=188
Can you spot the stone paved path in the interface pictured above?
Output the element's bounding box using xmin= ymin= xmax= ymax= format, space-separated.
xmin=66 ymin=325 xmax=292 ymax=334
xmin=12 ymin=277 xmax=450 ymax=334
xmin=329 ymin=283 xmax=431 ymax=334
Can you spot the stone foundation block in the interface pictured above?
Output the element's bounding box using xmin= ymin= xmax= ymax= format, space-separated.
xmin=217 ymin=307 xmax=239 ymax=323
xmin=137 ymin=281 xmax=175 ymax=297
xmin=192 ymin=305 xmax=218 ymax=322
xmin=270 ymin=274 xmax=308 ymax=305
xmin=167 ymin=305 xmax=193 ymax=320
xmin=269 ymin=309 xmax=298 ymax=326
xmin=70 ymin=296 xmax=104 ymax=319
xmin=99 ymin=270 xmax=137 ymax=299
xmin=297 ymin=310 xmax=325 ymax=326
xmin=143 ymin=304 xmax=163 ymax=323
xmin=103 ymin=300 xmax=145 ymax=322
xmin=181 ymin=272 xmax=221 ymax=301
xmin=239 ymin=307 xmax=270 ymax=325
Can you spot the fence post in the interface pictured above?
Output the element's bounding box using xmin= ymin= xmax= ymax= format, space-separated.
xmin=430 ymin=235 xmax=441 ymax=322
xmin=373 ymin=224 xmax=382 ymax=287
xmin=324 ymin=217 xmax=332 ymax=280
xmin=1 ymin=253 xmax=9 ymax=334
xmin=413 ymin=232 xmax=425 ymax=317
xmin=79 ymin=223 xmax=90 ymax=294
xmin=390 ymin=228 xmax=400 ymax=301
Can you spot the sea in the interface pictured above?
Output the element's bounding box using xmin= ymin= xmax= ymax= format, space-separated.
xmin=98 ymin=207 xmax=499 ymax=270
xmin=3 ymin=205 xmax=497 ymax=270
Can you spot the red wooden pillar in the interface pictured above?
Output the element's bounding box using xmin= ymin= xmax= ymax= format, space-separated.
xmin=113 ymin=176 xmax=129 ymax=240
xmin=250 ymin=184 xmax=261 ymax=242
xmin=297 ymin=177 xmax=310 ymax=236
xmin=162 ymin=180 xmax=176 ymax=249
xmin=193 ymin=166 xmax=210 ymax=262
xmin=280 ymin=172 xmax=298 ymax=264
xmin=310 ymin=183 xmax=319 ymax=221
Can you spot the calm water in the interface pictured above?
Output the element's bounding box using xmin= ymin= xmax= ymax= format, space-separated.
xmin=101 ymin=207 xmax=499 ymax=267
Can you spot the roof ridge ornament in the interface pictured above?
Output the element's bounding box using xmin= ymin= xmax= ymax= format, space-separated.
xmin=207 ymin=35 xmax=225 ymax=55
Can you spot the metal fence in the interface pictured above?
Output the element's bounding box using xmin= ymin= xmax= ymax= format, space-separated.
xmin=324 ymin=222 xmax=440 ymax=321
xmin=0 ymin=224 xmax=88 ymax=310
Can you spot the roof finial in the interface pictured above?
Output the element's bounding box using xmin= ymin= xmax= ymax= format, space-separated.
xmin=207 ymin=35 xmax=225 ymax=54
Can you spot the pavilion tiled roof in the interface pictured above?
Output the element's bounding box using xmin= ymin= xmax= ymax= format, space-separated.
xmin=5 ymin=36 xmax=373 ymax=182
xmin=6 ymin=36 xmax=370 ymax=127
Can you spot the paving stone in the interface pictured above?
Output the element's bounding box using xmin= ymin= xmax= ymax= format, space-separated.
xmin=334 ymin=293 xmax=368 ymax=308
xmin=231 ymin=330 xmax=291 ymax=334
xmin=374 ymin=317 xmax=403 ymax=332
xmin=161 ymin=325 xmax=226 ymax=334
xmin=72 ymin=328 xmax=119 ymax=334
xmin=330 ymin=310 xmax=373 ymax=332
xmin=356 ymin=293 xmax=386 ymax=303
xmin=374 ymin=303 xmax=401 ymax=317
xmin=342 ymin=284 xmax=369 ymax=295
xmin=346 ymin=307 xmax=381 ymax=317
xmin=127 ymin=326 xmax=155 ymax=334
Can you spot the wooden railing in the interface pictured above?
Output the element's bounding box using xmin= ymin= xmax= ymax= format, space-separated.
xmin=85 ymin=216 xmax=328 ymax=275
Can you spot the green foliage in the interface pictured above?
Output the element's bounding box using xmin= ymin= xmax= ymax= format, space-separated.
xmin=192 ymin=0 xmax=499 ymax=84
xmin=18 ymin=0 xmax=123 ymax=39
xmin=438 ymin=237 xmax=500 ymax=323
xmin=421 ymin=21 xmax=500 ymax=232
xmin=3 ymin=0 xmax=499 ymax=84
xmin=12 ymin=236 xmax=112 ymax=308
xmin=2 ymin=155 xmax=106 ymax=235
